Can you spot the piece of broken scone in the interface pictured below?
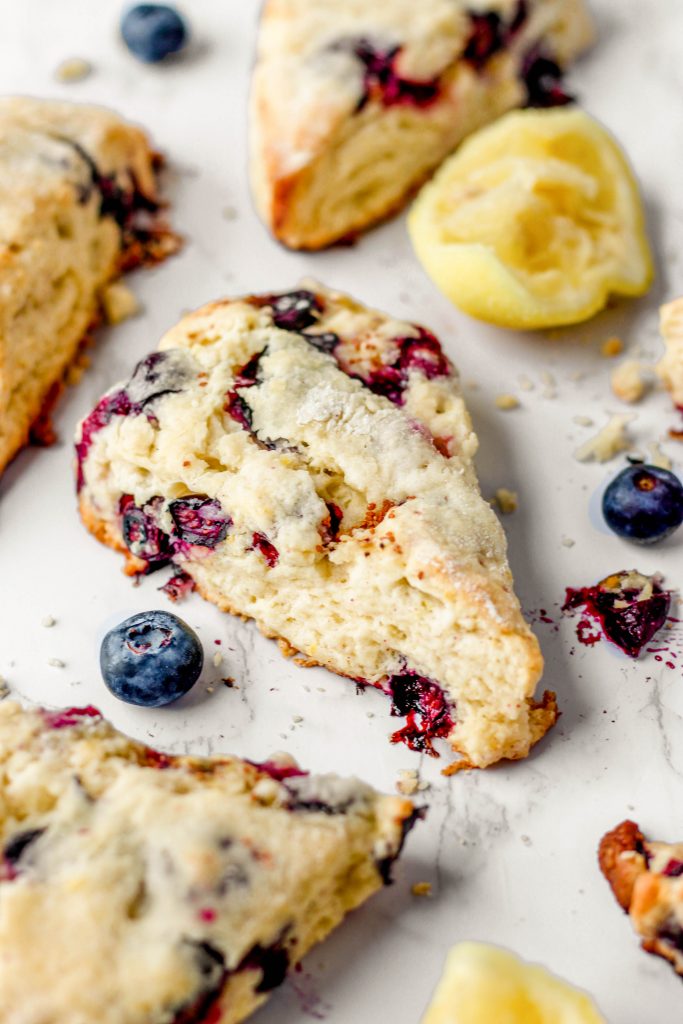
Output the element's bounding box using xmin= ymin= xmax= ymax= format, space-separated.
xmin=76 ymin=282 xmax=555 ymax=770
xmin=599 ymin=819 xmax=683 ymax=977
xmin=658 ymin=297 xmax=683 ymax=408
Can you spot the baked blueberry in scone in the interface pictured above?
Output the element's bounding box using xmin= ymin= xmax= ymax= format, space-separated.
xmin=599 ymin=820 xmax=683 ymax=978
xmin=76 ymin=282 xmax=556 ymax=771
xmin=0 ymin=96 xmax=178 ymax=476
xmin=250 ymin=0 xmax=594 ymax=249
xmin=658 ymin=297 xmax=683 ymax=409
xmin=0 ymin=701 xmax=416 ymax=1024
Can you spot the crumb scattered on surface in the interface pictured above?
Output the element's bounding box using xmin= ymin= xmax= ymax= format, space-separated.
xmin=292 ymin=714 xmax=303 ymax=724
xmin=465 ymin=380 xmax=480 ymax=390
xmin=601 ymin=336 xmax=624 ymax=358
xmin=648 ymin=441 xmax=672 ymax=471
xmin=48 ymin=658 xmax=65 ymax=669
xmin=574 ymin=414 xmax=634 ymax=463
xmin=518 ymin=374 xmax=534 ymax=391
xmin=561 ymin=536 xmax=576 ymax=548
xmin=222 ymin=206 xmax=238 ymax=221
xmin=494 ymin=488 xmax=518 ymax=514
xmin=411 ymin=882 xmax=433 ymax=897
xmin=495 ymin=394 xmax=520 ymax=411
xmin=41 ymin=615 xmax=56 ymax=628
xmin=212 ymin=651 xmax=223 ymax=668
xmin=396 ymin=769 xmax=420 ymax=796
xmin=573 ymin=415 xmax=593 ymax=427
xmin=101 ymin=282 xmax=140 ymax=325
xmin=54 ymin=57 xmax=92 ymax=82
xmin=222 ymin=677 xmax=235 ymax=688
xmin=611 ymin=359 xmax=649 ymax=403
xmin=520 ymin=834 xmax=532 ymax=846
xmin=366 ymin=711 xmax=375 ymax=718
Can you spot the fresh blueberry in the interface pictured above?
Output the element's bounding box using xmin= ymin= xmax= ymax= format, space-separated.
xmin=100 ymin=611 xmax=203 ymax=707
xmin=121 ymin=4 xmax=188 ymax=63
xmin=602 ymin=465 xmax=683 ymax=544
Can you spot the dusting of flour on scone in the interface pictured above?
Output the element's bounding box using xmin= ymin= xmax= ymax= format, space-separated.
xmin=0 ymin=96 xmax=179 ymax=476
xmin=0 ymin=701 xmax=416 ymax=1024
xmin=250 ymin=0 xmax=593 ymax=249
xmin=76 ymin=281 xmax=554 ymax=771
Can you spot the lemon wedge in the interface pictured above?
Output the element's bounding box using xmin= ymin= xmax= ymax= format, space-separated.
xmin=408 ymin=108 xmax=653 ymax=329
xmin=421 ymin=943 xmax=606 ymax=1024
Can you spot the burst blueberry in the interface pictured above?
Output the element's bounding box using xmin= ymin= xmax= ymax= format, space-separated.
xmin=121 ymin=4 xmax=188 ymax=63
xmin=100 ymin=610 xmax=203 ymax=707
xmin=602 ymin=464 xmax=683 ymax=544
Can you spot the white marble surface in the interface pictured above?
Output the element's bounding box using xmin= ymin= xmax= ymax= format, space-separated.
xmin=1 ymin=1 xmax=683 ymax=1020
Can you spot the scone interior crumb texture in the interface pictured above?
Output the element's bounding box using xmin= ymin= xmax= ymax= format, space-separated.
xmin=0 ymin=96 xmax=177 ymax=476
xmin=250 ymin=0 xmax=594 ymax=248
xmin=77 ymin=281 xmax=554 ymax=770
xmin=0 ymin=701 xmax=416 ymax=1024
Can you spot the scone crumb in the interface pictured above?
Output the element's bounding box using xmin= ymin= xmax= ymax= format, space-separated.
xmin=41 ymin=615 xmax=56 ymax=628
xmin=396 ymin=769 xmax=420 ymax=796
xmin=411 ymin=881 xmax=433 ymax=897
xmin=101 ymin=282 xmax=140 ymax=325
xmin=574 ymin=414 xmax=634 ymax=463
xmin=48 ymin=658 xmax=65 ymax=669
xmin=573 ymin=415 xmax=594 ymax=427
xmin=648 ymin=442 xmax=672 ymax=471
xmin=601 ymin=336 xmax=624 ymax=358
xmin=611 ymin=360 xmax=649 ymax=403
xmin=540 ymin=370 xmax=557 ymax=399
xmin=561 ymin=536 xmax=576 ymax=548
xmin=494 ymin=488 xmax=518 ymax=514
xmin=212 ymin=651 xmax=223 ymax=668
xmin=495 ymin=394 xmax=520 ymax=411
xmin=54 ymin=57 xmax=92 ymax=83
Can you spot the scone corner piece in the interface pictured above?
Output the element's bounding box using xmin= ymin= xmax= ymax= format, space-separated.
xmin=0 ymin=700 xmax=418 ymax=1024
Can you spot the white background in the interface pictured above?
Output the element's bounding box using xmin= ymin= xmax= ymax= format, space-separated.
xmin=1 ymin=2 xmax=683 ymax=1020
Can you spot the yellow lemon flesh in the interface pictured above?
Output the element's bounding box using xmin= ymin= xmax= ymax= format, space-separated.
xmin=408 ymin=108 xmax=653 ymax=329
xmin=421 ymin=943 xmax=606 ymax=1024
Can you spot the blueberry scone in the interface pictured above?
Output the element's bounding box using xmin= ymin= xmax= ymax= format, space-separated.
xmin=599 ymin=820 xmax=683 ymax=977
xmin=0 ymin=96 xmax=178 ymax=476
xmin=658 ymin=297 xmax=683 ymax=408
xmin=76 ymin=282 xmax=555 ymax=770
xmin=0 ymin=701 xmax=416 ymax=1024
xmin=250 ymin=0 xmax=594 ymax=249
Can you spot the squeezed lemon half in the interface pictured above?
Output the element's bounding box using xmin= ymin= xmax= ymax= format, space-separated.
xmin=421 ymin=943 xmax=605 ymax=1024
xmin=408 ymin=108 xmax=653 ymax=329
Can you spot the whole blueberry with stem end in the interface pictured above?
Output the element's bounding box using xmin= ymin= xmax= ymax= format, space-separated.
xmin=602 ymin=464 xmax=683 ymax=544
xmin=101 ymin=611 xmax=203 ymax=707
xmin=121 ymin=5 xmax=188 ymax=63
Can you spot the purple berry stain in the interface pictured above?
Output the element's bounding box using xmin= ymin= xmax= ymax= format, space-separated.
xmin=384 ymin=672 xmax=454 ymax=756
xmin=251 ymin=532 xmax=279 ymax=567
xmin=120 ymin=494 xmax=171 ymax=572
xmin=345 ymin=328 xmax=450 ymax=405
xmin=170 ymin=496 xmax=232 ymax=549
xmin=353 ymin=39 xmax=441 ymax=109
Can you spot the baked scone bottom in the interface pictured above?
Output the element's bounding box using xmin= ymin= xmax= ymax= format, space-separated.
xmin=599 ymin=820 xmax=683 ymax=976
xmin=0 ymin=701 xmax=416 ymax=1024
xmin=0 ymin=97 xmax=178 ymax=476
xmin=77 ymin=282 xmax=555 ymax=770
xmin=658 ymin=297 xmax=683 ymax=408
xmin=251 ymin=0 xmax=594 ymax=248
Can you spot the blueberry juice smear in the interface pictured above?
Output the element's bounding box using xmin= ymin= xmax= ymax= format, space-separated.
xmin=352 ymin=39 xmax=441 ymax=110
xmin=563 ymin=571 xmax=672 ymax=658
xmin=385 ymin=672 xmax=453 ymax=756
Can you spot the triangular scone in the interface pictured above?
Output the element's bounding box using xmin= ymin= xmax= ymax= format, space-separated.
xmin=658 ymin=297 xmax=683 ymax=408
xmin=599 ymin=820 xmax=683 ymax=978
xmin=76 ymin=282 xmax=555 ymax=770
xmin=250 ymin=0 xmax=593 ymax=249
xmin=0 ymin=96 xmax=178 ymax=476
xmin=0 ymin=701 xmax=416 ymax=1024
